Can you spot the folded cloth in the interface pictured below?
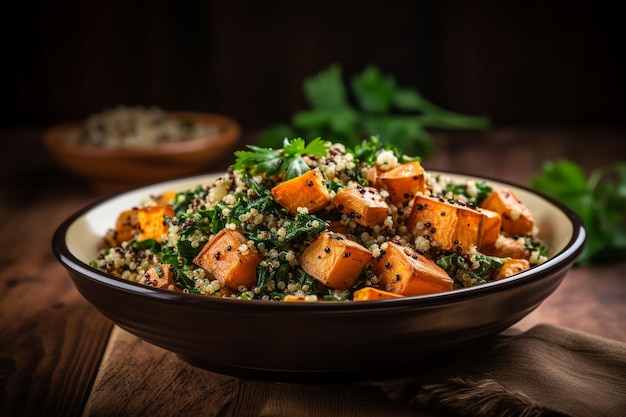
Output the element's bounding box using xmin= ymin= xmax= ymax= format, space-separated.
xmin=377 ymin=324 xmax=626 ymax=417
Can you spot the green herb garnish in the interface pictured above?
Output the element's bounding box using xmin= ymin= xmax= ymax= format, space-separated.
xmin=530 ymin=160 xmax=626 ymax=265
xmin=258 ymin=64 xmax=490 ymax=158
xmin=445 ymin=181 xmax=493 ymax=206
xmin=233 ymin=137 xmax=329 ymax=180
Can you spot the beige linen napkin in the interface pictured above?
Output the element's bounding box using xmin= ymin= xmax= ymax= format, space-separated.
xmin=377 ymin=324 xmax=626 ymax=417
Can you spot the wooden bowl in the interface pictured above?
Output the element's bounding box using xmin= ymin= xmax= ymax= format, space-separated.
xmin=44 ymin=111 xmax=241 ymax=194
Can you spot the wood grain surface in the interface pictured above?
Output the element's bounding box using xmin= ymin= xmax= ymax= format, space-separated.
xmin=1 ymin=127 xmax=625 ymax=416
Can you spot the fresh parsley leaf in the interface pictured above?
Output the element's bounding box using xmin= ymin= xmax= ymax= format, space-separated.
xmin=292 ymin=108 xmax=359 ymax=145
xmin=282 ymin=137 xmax=329 ymax=159
xmin=233 ymin=137 xmax=330 ymax=181
xmin=351 ymin=66 xmax=396 ymax=114
xmin=259 ymin=64 xmax=490 ymax=158
xmin=349 ymin=135 xmax=417 ymax=167
xmin=303 ymin=64 xmax=350 ymax=110
xmin=530 ymin=159 xmax=626 ymax=265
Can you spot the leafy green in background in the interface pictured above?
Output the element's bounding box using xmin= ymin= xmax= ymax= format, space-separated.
xmin=531 ymin=160 xmax=626 ymax=265
xmin=258 ymin=64 xmax=490 ymax=158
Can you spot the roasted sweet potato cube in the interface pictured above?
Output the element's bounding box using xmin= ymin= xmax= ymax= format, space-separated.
xmin=408 ymin=195 xmax=483 ymax=252
xmin=193 ymin=228 xmax=261 ymax=291
xmin=109 ymin=208 xmax=141 ymax=245
xmin=332 ymin=185 xmax=390 ymax=227
xmin=480 ymin=189 xmax=535 ymax=236
xmin=352 ymin=287 xmax=403 ymax=301
xmin=478 ymin=208 xmax=502 ymax=248
xmin=137 ymin=205 xmax=175 ymax=242
xmin=327 ymin=220 xmax=350 ymax=234
xmin=408 ymin=195 xmax=457 ymax=250
xmin=454 ymin=206 xmax=484 ymax=251
xmin=271 ymin=168 xmax=330 ymax=215
xmin=378 ymin=160 xmax=426 ymax=203
xmin=299 ymin=231 xmax=373 ymax=290
xmin=372 ymin=242 xmax=453 ymax=296
xmin=139 ymin=263 xmax=178 ymax=290
xmin=365 ymin=165 xmax=384 ymax=188
xmin=154 ymin=190 xmax=178 ymax=206
xmin=482 ymin=236 xmax=531 ymax=260
xmin=495 ymin=258 xmax=530 ymax=280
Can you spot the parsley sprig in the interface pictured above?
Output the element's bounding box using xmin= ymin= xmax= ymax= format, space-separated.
xmin=530 ymin=160 xmax=626 ymax=265
xmin=257 ymin=64 xmax=490 ymax=158
xmin=233 ymin=137 xmax=329 ymax=180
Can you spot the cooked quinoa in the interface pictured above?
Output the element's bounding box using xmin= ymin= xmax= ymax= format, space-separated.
xmin=91 ymin=137 xmax=548 ymax=301
xmin=64 ymin=105 xmax=218 ymax=148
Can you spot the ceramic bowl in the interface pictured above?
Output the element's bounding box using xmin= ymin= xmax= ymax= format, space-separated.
xmin=52 ymin=172 xmax=585 ymax=382
xmin=44 ymin=112 xmax=240 ymax=194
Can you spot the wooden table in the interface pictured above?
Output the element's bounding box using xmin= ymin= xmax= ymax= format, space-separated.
xmin=1 ymin=127 xmax=625 ymax=416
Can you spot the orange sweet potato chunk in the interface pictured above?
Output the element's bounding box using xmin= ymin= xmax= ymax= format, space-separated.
xmin=137 ymin=205 xmax=175 ymax=242
xmin=408 ymin=195 xmax=457 ymax=250
xmin=154 ymin=190 xmax=178 ymax=206
xmin=139 ymin=263 xmax=180 ymax=290
xmin=478 ymin=208 xmax=502 ymax=248
xmin=299 ymin=231 xmax=373 ymax=290
xmin=193 ymin=228 xmax=261 ymax=291
xmin=352 ymin=287 xmax=403 ymax=301
xmin=371 ymin=242 xmax=453 ymax=296
xmin=494 ymin=258 xmax=530 ymax=280
xmin=408 ymin=195 xmax=483 ymax=252
xmin=378 ymin=160 xmax=426 ymax=203
xmin=481 ymin=236 xmax=531 ymax=260
xmin=480 ymin=189 xmax=535 ymax=236
xmin=365 ymin=165 xmax=384 ymax=188
xmin=109 ymin=204 xmax=174 ymax=245
xmin=332 ymin=185 xmax=390 ymax=227
xmin=271 ymin=168 xmax=330 ymax=215
xmin=109 ymin=208 xmax=140 ymax=245
xmin=454 ymin=205 xmax=485 ymax=251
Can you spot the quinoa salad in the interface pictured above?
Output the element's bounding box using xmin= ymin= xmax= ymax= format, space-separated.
xmin=91 ymin=136 xmax=548 ymax=302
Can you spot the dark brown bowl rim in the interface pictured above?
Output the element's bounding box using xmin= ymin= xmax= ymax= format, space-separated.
xmin=51 ymin=171 xmax=586 ymax=312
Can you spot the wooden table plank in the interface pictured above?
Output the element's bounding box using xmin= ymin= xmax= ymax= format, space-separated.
xmin=0 ymin=192 xmax=113 ymax=417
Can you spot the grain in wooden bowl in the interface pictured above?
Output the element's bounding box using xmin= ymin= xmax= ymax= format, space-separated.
xmin=44 ymin=107 xmax=241 ymax=194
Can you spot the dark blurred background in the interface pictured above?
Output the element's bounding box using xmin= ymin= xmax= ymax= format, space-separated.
xmin=3 ymin=0 xmax=624 ymax=130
